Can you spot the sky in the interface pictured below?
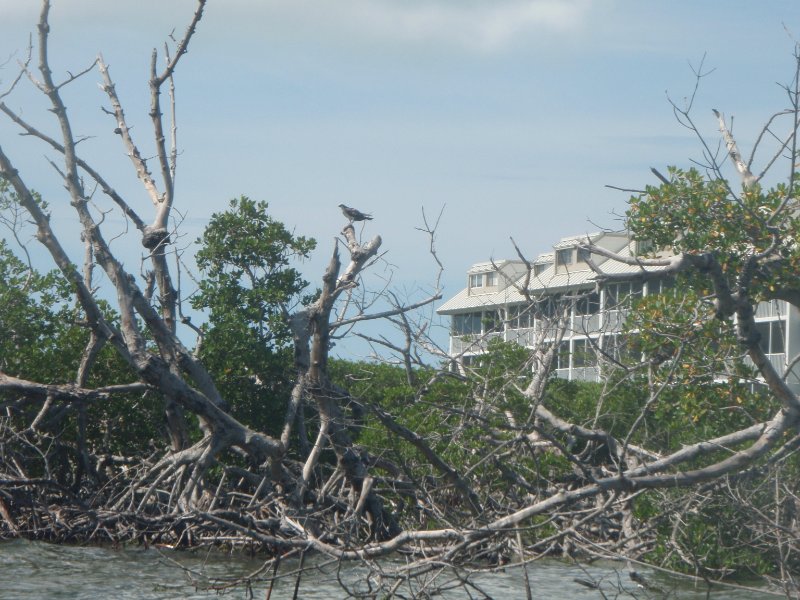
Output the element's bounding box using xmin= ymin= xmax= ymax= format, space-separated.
xmin=1 ymin=0 xmax=800 ymax=359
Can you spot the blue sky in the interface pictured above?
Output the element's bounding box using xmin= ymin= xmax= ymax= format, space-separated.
xmin=1 ymin=1 xmax=799 ymax=358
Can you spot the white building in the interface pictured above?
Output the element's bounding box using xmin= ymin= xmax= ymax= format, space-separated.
xmin=437 ymin=232 xmax=800 ymax=389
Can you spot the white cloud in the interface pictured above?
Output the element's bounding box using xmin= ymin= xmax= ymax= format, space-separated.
xmin=225 ymin=0 xmax=597 ymax=53
xmin=349 ymin=0 xmax=592 ymax=51
xmin=0 ymin=1 xmax=597 ymax=55
xmin=0 ymin=0 xmax=192 ymax=24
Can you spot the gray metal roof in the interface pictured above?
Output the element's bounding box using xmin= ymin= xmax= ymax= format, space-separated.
xmin=438 ymin=233 xmax=671 ymax=315
xmin=552 ymin=232 xmax=604 ymax=250
xmin=467 ymin=259 xmax=522 ymax=273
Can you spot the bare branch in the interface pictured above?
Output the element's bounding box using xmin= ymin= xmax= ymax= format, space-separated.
xmin=712 ymin=109 xmax=758 ymax=188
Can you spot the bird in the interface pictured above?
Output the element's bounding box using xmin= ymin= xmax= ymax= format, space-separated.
xmin=338 ymin=203 xmax=373 ymax=222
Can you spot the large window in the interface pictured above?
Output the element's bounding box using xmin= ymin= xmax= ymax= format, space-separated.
xmin=603 ymin=334 xmax=638 ymax=364
xmin=485 ymin=271 xmax=498 ymax=286
xmin=469 ymin=274 xmax=483 ymax=289
xmin=572 ymin=338 xmax=595 ymax=367
xmin=556 ymin=341 xmax=571 ymax=370
xmin=509 ymin=305 xmax=532 ymax=329
xmin=453 ymin=311 xmax=502 ymax=336
xmin=453 ymin=313 xmax=482 ymax=335
xmin=645 ymin=277 xmax=673 ymax=296
xmin=462 ymin=355 xmax=480 ymax=367
xmin=483 ymin=310 xmax=501 ymax=333
xmin=577 ymin=248 xmax=592 ymax=263
xmin=576 ymin=292 xmax=600 ymax=316
xmin=604 ymin=281 xmax=643 ymax=310
xmin=536 ymin=294 xmax=562 ymax=319
xmin=756 ymin=320 xmax=786 ymax=354
xmin=636 ymin=239 xmax=655 ymax=255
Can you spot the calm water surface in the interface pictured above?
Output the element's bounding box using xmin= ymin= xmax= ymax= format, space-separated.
xmin=0 ymin=539 xmax=779 ymax=599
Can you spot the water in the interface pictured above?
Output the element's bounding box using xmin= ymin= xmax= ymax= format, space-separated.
xmin=0 ymin=539 xmax=780 ymax=599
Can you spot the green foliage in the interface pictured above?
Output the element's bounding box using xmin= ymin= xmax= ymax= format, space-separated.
xmin=0 ymin=239 xmax=164 ymax=468
xmin=613 ymin=167 xmax=788 ymax=450
xmin=192 ymin=197 xmax=316 ymax=436
xmin=332 ymin=345 xmax=572 ymax=525
xmin=333 ymin=334 xmax=784 ymax=556
xmin=0 ymin=240 xmax=74 ymax=381
xmin=471 ymin=338 xmax=532 ymax=422
xmin=545 ymin=375 xmax=773 ymax=455
xmin=193 ymin=196 xmax=316 ymax=345
xmin=1 ymin=193 xmax=318 ymax=472
xmin=0 ymin=180 xmax=167 ymax=462
xmin=592 ymin=166 xmax=800 ymax=577
xmin=331 ymin=359 xmax=466 ymax=462
xmin=628 ymin=167 xmax=800 ymax=304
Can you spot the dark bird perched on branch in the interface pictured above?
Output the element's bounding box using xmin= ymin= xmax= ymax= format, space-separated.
xmin=338 ymin=203 xmax=373 ymax=222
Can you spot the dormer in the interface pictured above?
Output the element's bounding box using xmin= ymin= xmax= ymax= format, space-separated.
xmin=467 ymin=262 xmax=499 ymax=296
xmin=467 ymin=272 xmax=487 ymax=292
xmin=532 ymin=253 xmax=553 ymax=278
xmin=466 ymin=260 xmax=527 ymax=296
xmin=553 ymin=232 xmax=632 ymax=274
xmin=634 ymin=239 xmax=655 ymax=256
xmin=632 ymin=237 xmax=672 ymax=259
xmin=553 ymin=240 xmax=594 ymax=275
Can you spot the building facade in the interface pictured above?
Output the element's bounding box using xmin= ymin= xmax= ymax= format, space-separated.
xmin=437 ymin=232 xmax=800 ymax=389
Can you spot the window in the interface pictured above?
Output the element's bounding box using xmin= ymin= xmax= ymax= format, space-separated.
xmin=485 ymin=271 xmax=498 ymax=286
xmin=556 ymin=341 xmax=571 ymax=370
xmin=536 ymin=296 xmax=555 ymax=319
xmin=646 ymin=277 xmax=674 ymax=297
xmin=462 ymin=355 xmax=479 ymax=367
xmin=534 ymin=262 xmax=549 ymax=277
xmin=572 ymin=339 xmax=595 ymax=367
xmin=636 ymin=239 xmax=655 ymax=255
xmin=756 ymin=320 xmax=786 ymax=354
xmin=536 ymin=295 xmax=558 ymax=319
xmin=556 ymin=248 xmax=573 ymax=266
xmin=509 ymin=305 xmax=533 ymax=329
xmin=469 ymin=273 xmax=483 ymax=289
xmin=577 ymin=248 xmax=591 ymax=263
xmin=483 ymin=310 xmax=501 ymax=333
xmin=453 ymin=311 xmax=502 ymax=335
xmin=604 ymin=281 xmax=643 ymax=310
xmin=604 ymin=334 xmax=638 ymax=364
xmin=453 ymin=313 xmax=482 ymax=335
xmin=518 ymin=306 xmax=532 ymax=328
xmin=576 ymin=292 xmax=600 ymax=316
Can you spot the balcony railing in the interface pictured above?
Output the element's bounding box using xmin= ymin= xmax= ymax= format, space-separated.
xmin=554 ymin=366 xmax=601 ymax=382
xmin=453 ymin=299 xmax=785 ymax=357
xmin=570 ymin=313 xmax=601 ymax=334
xmin=504 ymin=327 xmax=538 ymax=347
xmin=451 ymin=308 xmax=630 ymax=356
xmin=449 ymin=331 xmax=503 ymax=355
